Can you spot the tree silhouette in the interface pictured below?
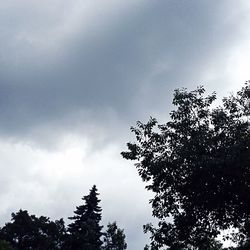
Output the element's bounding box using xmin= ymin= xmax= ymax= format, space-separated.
xmin=102 ymin=222 xmax=127 ymax=250
xmin=0 ymin=210 xmax=37 ymax=249
xmin=122 ymin=83 xmax=250 ymax=249
xmin=0 ymin=209 xmax=66 ymax=250
xmin=34 ymin=216 xmax=67 ymax=249
xmin=67 ymin=185 xmax=103 ymax=250
xmin=0 ymin=186 xmax=127 ymax=249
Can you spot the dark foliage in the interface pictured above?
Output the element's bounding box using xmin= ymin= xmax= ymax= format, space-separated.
xmin=67 ymin=185 xmax=103 ymax=250
xmin=0 ymin=240 xmax=14 ymax=250
xmin=0 ymin=209 xmax=66 ymax=250
xmin=122 ymin=83 xmax=250 ymax=249
xmin=102 ymin=222 xmax=127 ymax=250
xmin=0 ymin=186 xmax=125 ymax=250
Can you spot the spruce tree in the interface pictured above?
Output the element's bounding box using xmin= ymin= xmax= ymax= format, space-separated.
xmin=67 ymin=185 xmax=103 ymax=250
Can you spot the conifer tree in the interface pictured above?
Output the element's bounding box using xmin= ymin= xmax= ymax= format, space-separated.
xmin=67 ymin=185 xmax=103 ymax=250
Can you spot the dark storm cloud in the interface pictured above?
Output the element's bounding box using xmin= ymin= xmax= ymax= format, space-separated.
xmin=0 ymin=0 xmax=249 ymax=142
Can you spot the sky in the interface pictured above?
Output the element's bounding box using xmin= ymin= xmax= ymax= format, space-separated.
xmin=0 ymin=0 xmax=250 ymax=248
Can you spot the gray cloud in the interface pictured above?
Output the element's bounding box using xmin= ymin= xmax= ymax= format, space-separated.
xmin=0 ymin=0 xmax=249 ymax=142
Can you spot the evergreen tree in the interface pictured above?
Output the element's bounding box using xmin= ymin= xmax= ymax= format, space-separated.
xmin=67 ymin=185 xmax=103 ymax=250
xmin=102 ymin=222 xmax=127 ymax=250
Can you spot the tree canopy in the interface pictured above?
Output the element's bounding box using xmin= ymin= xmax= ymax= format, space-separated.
xmin=102 ymin=221 xmax=127 ymax=250
xmin=0 ymin=209 xmax=66 ymax=250
xmin=122 ymin=83 xmax=250 ymax=249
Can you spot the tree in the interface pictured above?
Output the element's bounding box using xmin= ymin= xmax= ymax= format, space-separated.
xmin=122 ymin=83 xmax=250 ymax=249
xmin=67 ymin=185 xmax=103 ymax=250
xmin=33 ymin=216 xmax=67 ymax=249
xmin=102 ymin=222 xmax=127 ymax=250
xmin=0 ymin=210 xmax=37 ymax=249
xmin=0 ymin=209 xmax=66 ymax=250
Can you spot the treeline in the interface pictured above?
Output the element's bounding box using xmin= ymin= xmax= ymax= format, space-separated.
xmin=0 ymin=185 xmax=127 ymax=250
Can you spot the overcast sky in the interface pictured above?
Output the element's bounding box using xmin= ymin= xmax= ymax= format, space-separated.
xmin=0 ymin=0 xmax=250 ymax=248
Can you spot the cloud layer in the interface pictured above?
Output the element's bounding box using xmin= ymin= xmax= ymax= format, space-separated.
xmin=0 ymin=0 xmax=249 ymax=141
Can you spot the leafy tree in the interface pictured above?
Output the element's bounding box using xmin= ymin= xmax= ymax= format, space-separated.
xmin=33 ymin=216 xmax=67 ymax=249
xmin=0 ymin=210 xmax=37 ymax=249
xmin=102 ymin=222 xmax=127 ymax=250
xmin=67 ymin=185 xmax=103 ymax=250
xmin=0 ymin=209 xmax=66 ymax=250
xmin=122 ymin=83 xmax=250 ymax=249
